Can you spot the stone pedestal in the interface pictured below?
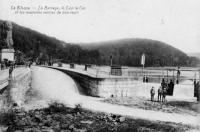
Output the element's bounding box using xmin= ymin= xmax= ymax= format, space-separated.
xmin=0 ymin=48 xmax=15 ymax=61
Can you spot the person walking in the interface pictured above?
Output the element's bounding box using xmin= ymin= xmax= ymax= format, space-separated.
xmin=28 ymin=61 xmax=32 ymax=68
xmin=162 ymin=87 xmax=167 ymax=102
xmin=150 ymin=87 xmax=155 ymax=101
xmin=157 ymin=86 xmax=162 ymax=102
xmin=9 ymin=66 xmax=13 ymax=78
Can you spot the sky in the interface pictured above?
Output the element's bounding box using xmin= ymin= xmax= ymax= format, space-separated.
xmin=0 ymin=0 xmax=200 ymax=53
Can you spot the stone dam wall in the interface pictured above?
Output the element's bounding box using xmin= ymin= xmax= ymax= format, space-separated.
xmin=49 ymin=67 xmax=143 ymax=98
xmin=47 ymin=66 xmax=197 ymax=100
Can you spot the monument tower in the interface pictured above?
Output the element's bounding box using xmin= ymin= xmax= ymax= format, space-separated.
xmin=0 ymin=21 xmax=15 ymax=61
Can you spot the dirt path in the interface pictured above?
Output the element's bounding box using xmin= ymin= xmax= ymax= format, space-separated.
xmin=23 ymin=66 xmax=200 ymax=127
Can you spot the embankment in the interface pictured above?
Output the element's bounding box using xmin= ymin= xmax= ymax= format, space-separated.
xmin=0 ymin=67 xmax=31 ymax=110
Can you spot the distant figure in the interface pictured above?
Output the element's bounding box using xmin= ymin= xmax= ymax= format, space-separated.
xmin=162 ymin=87 xmax=167 ymax=102
xmin=143 ymin=76 xmax=146 ymax=83
xmin=150 ymin=87 xmax=155 ymax=101
xmin=168 ymin=79 xmax=174 ymax=95
xmin=194 ymin=79 xmax=198 ymax=97
xmin=177 ymin=67 xmax=181 ymax=84
xmin=161 ymin=78 xmax=165 ymax=88
xmin=197 ymin=81 xmax=200 ymax=101
xmin=146 ymin=76 xmax=149 ymax=83
xmin=9 ymin=66 xmax=13 ymax=78
xmin=1 ymin=62 xmax=5 ymax=70
xmin=28 ymin=62 xmax=31 ymax=68
xmin=176 ymin=79 xmax=179 ymax=84
xmin=157 ymin=86 xmax=162 ymax=102
xmin=194 ymin=79 xmax=196 ymax=86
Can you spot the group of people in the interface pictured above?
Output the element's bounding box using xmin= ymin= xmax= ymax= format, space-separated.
xmin=143 ymin=76 xmax=149 ymax=83
xmin=150 ymin=79 xmax=174 ymax=102
xmin=150 ymin=86 xmax=167 ymax=102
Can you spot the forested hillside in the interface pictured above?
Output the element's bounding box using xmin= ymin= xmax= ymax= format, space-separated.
xmin=81 ymin=39 xmax=199 ymax=66
xmin=0 ymin=20 xmax=199 ymax=67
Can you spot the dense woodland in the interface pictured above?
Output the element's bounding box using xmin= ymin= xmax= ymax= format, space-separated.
xmin=0 ymin=20 xmax=199 ymax=67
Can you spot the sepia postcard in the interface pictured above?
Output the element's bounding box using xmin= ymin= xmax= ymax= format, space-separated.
xmin=0 ymin=0 xmax=200 ymax=131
